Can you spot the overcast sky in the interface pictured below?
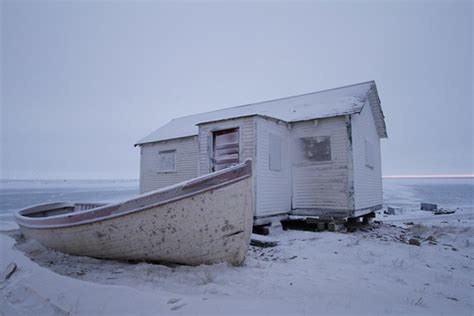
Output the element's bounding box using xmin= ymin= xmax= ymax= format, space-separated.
xmin=1 ymin=0 xmax=472 ymax=179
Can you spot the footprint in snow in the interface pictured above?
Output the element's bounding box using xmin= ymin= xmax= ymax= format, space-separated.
xmin=167 ymin=298 xmax=182 ymax=304
xmin=170 ymin=303 xmax=186 ymax=311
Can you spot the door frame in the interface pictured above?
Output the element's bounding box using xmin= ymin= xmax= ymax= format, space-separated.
xmin=211 ymin=127 xmax=240 ymax=172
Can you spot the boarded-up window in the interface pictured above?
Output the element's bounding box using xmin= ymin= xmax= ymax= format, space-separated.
xmin=300 ymin=136 xmax=331 ymax=162
xmin=365 ymin=139 xmax=375 ymax=168
xmin=269 ymin=134 xmax=282 ymax=171
xmin=158 ymin=150 xmax=176 ymax=172
xmin=213 ymin=128 xmax=239 ymax=171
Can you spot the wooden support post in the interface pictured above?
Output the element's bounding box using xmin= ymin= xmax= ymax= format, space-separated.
xmin=345 ymin=217 xmax=358 ymax=232
xmin=253 ymin=225 xmax=270 ymax=236
xmin=328 ymin=221 xmax=340 ymax=232
xmin=328 ymin=222 xmax=335 ymax=232
xmin=317 ymin=222 xmax=326 ymax=231
xmin=347 ymin=217 xmax=358 ymax=225
xmin=362 ymin=212 xmax=375 ymax=224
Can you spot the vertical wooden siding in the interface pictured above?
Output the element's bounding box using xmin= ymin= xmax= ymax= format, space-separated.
xmin=351 ymin=102 xmax=383 ymax=210
xmin=290 ymin=117 xmax=351 ymax=210
xmin=255 ymin=117 xmax=291 ymax=216
xmin=139 ymin=136 xmax=198 ymax=193
xmin=197 ymin=117 xmax=256 ymax=176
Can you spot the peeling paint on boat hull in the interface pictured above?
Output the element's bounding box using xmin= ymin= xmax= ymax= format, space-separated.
xmin=16 ymin=162 xmax=253 ymax=266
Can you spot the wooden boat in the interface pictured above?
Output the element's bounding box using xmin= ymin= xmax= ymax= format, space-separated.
xmin=14 ymin=160 xmax=253 ymax=266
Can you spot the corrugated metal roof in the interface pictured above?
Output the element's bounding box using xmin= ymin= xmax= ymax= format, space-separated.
xmin=135 ymin=81 xmax=387 ymax=145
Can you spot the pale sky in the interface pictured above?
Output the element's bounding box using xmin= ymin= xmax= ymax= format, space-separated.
xmin=1 ymin=0 xmax=473 ymax=179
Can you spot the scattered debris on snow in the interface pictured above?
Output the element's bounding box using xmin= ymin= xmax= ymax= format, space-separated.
xmin=250 ymin=234 xmax=279 ymax=248
xmin=421 ymin=202 xmax=438 ymax=211
xmin=434 ymin=208 xmax=458 ymax=215
xmin=2 ymin=262 xmax=17 ymax=281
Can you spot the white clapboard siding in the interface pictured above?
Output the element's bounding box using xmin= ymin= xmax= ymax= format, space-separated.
xmin=351 ymin=101 xmax=383 ymax=210
xmin=290 ymin=117 xmax=350 ymax=210
xmin=255 ymin=117 xmax=291 ymax=217
xmin=139 ymin=136 xmax=198 ymax=193
xmin=197 ymin=117 xmax=256 ymax=176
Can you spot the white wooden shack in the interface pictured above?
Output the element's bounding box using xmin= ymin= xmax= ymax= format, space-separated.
xmin=135 ymin=81 xmax=388 ymax=220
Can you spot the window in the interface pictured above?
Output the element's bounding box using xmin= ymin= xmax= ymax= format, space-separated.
xmin=299 ymin=136 xmax=331 ymax=162
xmin=158 ymin=150 xmax=176 ymax=172
xmin=269 ymin=134 xmax=282 ymax=171
xmin=365 ymin=139 xmax=375 ymax=169
xmin=212 ymin=128 xmax=239 ymax=171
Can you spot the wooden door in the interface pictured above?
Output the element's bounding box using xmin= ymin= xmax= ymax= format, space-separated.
xmin=212 ymin=128 xmax=239 ymax=171
xmin=291 ymin=136 xmax=332 ymax=209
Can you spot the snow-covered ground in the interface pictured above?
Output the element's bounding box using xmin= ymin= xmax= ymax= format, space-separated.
xmin=1 ymin=179 xmax=473 ymax=315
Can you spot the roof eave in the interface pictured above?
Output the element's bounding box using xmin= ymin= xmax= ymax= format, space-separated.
xmin=367 ymin=83 xmax=388 ymax=139
xmin=134 ymin=134 xmax=198 ymax=147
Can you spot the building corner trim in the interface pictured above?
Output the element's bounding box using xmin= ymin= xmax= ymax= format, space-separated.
xmin=345 ymin=115 xmax=355 ymax=214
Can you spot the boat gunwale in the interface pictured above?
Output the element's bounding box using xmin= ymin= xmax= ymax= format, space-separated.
xmin=15 ymin=160 xmax=252 ymax=229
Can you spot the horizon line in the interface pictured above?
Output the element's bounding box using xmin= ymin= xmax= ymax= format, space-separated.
xmin=383 ymin=174 xmax=474 ymax=179
xmin=1 ymin=174 xmax=473 ymax=181
xmin=1 ymin=178 xmax=139 ymax=181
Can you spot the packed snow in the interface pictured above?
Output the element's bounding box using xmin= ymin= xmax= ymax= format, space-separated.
xmin=0 ymin=179 xmax=473 ymax=315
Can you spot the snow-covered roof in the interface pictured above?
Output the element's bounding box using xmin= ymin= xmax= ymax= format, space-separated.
xmin=135 ymin=81 xmax=387 ymax=146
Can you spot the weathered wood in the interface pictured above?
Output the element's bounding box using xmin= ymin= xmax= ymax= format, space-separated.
xmin=317 ymin=222 xmax=326 ymax=231
xmin=255 ymin=116 xmax=292 ymax=217
xmin=347 ymin=217 xmax=359 ymax=225
xmin=434 ymin=209 xmax=456 ymax=215
xmin=138 ymin=82 xmax=386 ymax=220
xmin=16 ymin=160 xmax=252 ymax=228
xmin=281 ymin=218 xmax=317 ymax=232
xmin=345 ymin=217 xmax=359 ymax=232
xmin=328 ymin=221 xmax=336 ymax=232
xmin=306 ymin=217 xmax=325 ymax=224
xmin=282 ymin=216 xmax=353 ymax=233
xmin=385 ymin=206 xmax=395 ymax=215
xmin=362 ymin=212 xmax=375 ymax=224
xmin=351 ymin=99 xmax=384 ymax=212
xmin=421 ymin=203 xmax=437 ymax=211
xmin=291 ymin=117 xmax=352 ymax=212
xmin=2 ymin=262 xmax=17 ymax=281
xmin=365 ymin=211 xmax=376 ymax=218
xmin=291 ymin=208 xmax=352 ymax=218
xmin=250 ymin=238 xmax=278 ymax=248
xmin=140 ymin=136 xmax=199 ymax=194
xmin=15 ymin=161 xmax=253 ymax=266
xmin=327 ymin=221 xmax=344 ymax=232
xmin=280 ymin=217 xmax=334 ymax=232
xmin=409 ymin=238 xmax=421 ymax=246
xmin=252 ymin=225 xmax=270 ymax=236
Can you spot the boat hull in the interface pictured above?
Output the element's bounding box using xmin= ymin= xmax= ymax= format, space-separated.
xmin=16 ymin=161 xmax=253 ymax=266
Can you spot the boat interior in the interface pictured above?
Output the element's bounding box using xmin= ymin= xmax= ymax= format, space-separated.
xmin=20 ymin=202 xmax=106 ymax=218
